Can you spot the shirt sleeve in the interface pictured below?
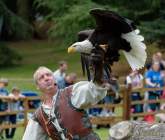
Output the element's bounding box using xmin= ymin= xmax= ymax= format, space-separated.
xmin=71 ymin=81 xmax=107 ymax=109
xmin=22 ymin=119 xmax=49 ymax=140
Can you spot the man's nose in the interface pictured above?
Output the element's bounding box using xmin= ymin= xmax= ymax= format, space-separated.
xmin=44 ymin=75 xmax=50 ymax=80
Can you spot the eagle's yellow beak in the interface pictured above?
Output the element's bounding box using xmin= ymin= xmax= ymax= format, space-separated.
xmin=68 ymin=46 xmax=76 ymax=53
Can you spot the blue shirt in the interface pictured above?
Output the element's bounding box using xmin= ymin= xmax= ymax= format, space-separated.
xmin=53 ymin=69 xmax=66 ymax=89
xmin=145 ymin=70 xmax=164 ymax=88
xmin=0 ymin=88 xmax=9 ymax=111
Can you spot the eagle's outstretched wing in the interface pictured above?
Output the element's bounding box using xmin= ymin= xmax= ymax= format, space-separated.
xmin=89 ymin=8 xmax=136 ymax=35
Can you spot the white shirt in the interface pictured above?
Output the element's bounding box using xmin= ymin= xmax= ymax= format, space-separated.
xmin=53 ymin=69 xmax=66 ymax=89
xmin=22 ymin=81 xmax=107 ymax=140
xmin=8 ymin=93 xmax=25 ymax=111
xmin=126 ymin=74 xmax=143 ymax=88
xmin=53 ymin=69 xmax=66 ymax=78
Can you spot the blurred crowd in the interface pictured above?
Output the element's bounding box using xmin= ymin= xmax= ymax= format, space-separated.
xmin=0 ymin=78 xmax=25 ymax=139
xmin=0 ymin=79 xmax=40 ymax=139
xmin=87 ymin=51 xmax=165 ymax=123
xmin=126 ymin=51 xmax=165 ymax=122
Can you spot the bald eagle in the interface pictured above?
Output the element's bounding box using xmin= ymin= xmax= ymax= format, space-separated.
xmin=68 ymin=8 xmax=147 ymax=81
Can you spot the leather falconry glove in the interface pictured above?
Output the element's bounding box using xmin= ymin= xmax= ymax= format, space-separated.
xmin=90 ymin=47 xmax=105 ymax=85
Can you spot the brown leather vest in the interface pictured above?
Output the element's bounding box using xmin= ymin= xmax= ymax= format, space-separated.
xmin=54 ymin=86 xmax=93 ymax=139
xmin=34 ymin=86 xmax=99 ymax=140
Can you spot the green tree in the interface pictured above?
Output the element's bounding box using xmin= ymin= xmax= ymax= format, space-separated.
xmin=34 ymin=0 xmax=111 ymax=43
xmin=17 ymin=0 xmax=29 ymax=22
xmin=34 ymin=0 xmax=165 ymax=44
xmin=0 ymin=0 xmax=33 ymax=40
xmin=0 ymin=42 xmax=22 ymax=67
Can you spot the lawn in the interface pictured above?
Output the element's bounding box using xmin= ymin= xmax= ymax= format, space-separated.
xmin=1 ymin=40 xmax=160 ymax=90
xmin=1 ymin=40 xmax=83 ymax=91
xmin=10 ymin=127 xmax=109 ymax=140
xmin=1 ymin=40 xmax=128 ymax=90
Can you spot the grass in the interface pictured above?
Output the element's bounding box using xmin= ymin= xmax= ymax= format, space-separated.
xmin=95 ymin=128 xmax=109 ymax=140
xmin=5 ymin=127 xmax=109 ymax=140
xmin=1 ymin=40 xmax=162 ymax=90
xmin=13 ymin=127 xmax=25 ymax=140
xmin=1 ymin=40 xmax=84 ymax=91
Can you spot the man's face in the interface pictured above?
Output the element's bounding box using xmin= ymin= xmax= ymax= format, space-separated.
xmin=13 ymin=90 xmax=20 ymax=95
xmin=0 ymin=82 xmax=5 ymax=88
xmin=61 ymin=63 xmax=68 ymax=71
xmin=36 ymin=70 xmax=56 ymax=92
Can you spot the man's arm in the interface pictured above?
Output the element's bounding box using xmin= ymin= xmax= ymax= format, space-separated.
xmin=22 ymin=119 xmax=49 ymax=140
xmin=71 ymin=81 xmax=108 ymax=109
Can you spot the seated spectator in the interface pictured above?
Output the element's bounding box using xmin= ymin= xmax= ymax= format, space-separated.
xmin=64 ymin=73 xmax=77 ymax=87
xmin=6 ymin=87 xmax=25 ymax=139
xmin=161 ymin=70 xmax=165 ymax=84
xmin=53 ymin=61 xmax=68 ymax=89
xmin=146 ymin=52 xmax=165 ymax=70
xmin=0 ymin=78 xmax=9 ymax=110
xmin=21 ymin=91 xmax=40 ymax=109
xmin=0 ymin=78 xmax=9 ymax=139
xmin=126 ymin=69 xmax=144 ymax=119
xmin=156 ymin=52 xmax=165 ymax=70
xmin=145 ymin=62 xmax=164 ymax=111
xmin=155 ymin=89 xmax=165 ymax=122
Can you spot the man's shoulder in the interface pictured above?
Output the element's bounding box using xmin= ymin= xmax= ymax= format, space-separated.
xmin=53 ymin=69 xmax=60 ymax=76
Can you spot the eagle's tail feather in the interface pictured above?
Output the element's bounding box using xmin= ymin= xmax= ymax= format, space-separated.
xmin=121 ymin=29 xmax=147 ymax=70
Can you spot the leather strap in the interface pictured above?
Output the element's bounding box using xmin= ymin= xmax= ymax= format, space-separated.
xmin=35 ymin=107 xmax=61 ymax=140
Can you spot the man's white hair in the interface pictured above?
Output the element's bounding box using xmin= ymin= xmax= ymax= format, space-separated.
xmin=33 ymin=66 xmax=53 ymax=84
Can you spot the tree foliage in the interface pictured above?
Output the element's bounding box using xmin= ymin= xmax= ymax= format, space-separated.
xmin=48 ymin=2 xmax=100 ymax=43
xmin=0 ymin=0 xmax=33 ymax=40
xmin=34 ymin=0 xmax=113 ymax=43
xmin=34 ymin=0 xmax=85 ymax=18
xmin=0 ymin=42 xmax=22 ymax=67
xmin=34 ymin=0 xmax=165 ymax=44
xmin=140 ymin=19 xmax=165 ymax=43
xmin=0 ymin=0 xmax=164 ymax=43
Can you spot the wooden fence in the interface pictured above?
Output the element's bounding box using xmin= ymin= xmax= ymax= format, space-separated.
xmin=0 ymin=96 xmax=39 ymax=130
xmin=0 ymin=86 xmax=165 ymax=130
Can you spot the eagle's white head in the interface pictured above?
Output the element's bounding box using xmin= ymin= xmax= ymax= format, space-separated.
xmin=68 ymin=40 xmax=93 ymax=54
